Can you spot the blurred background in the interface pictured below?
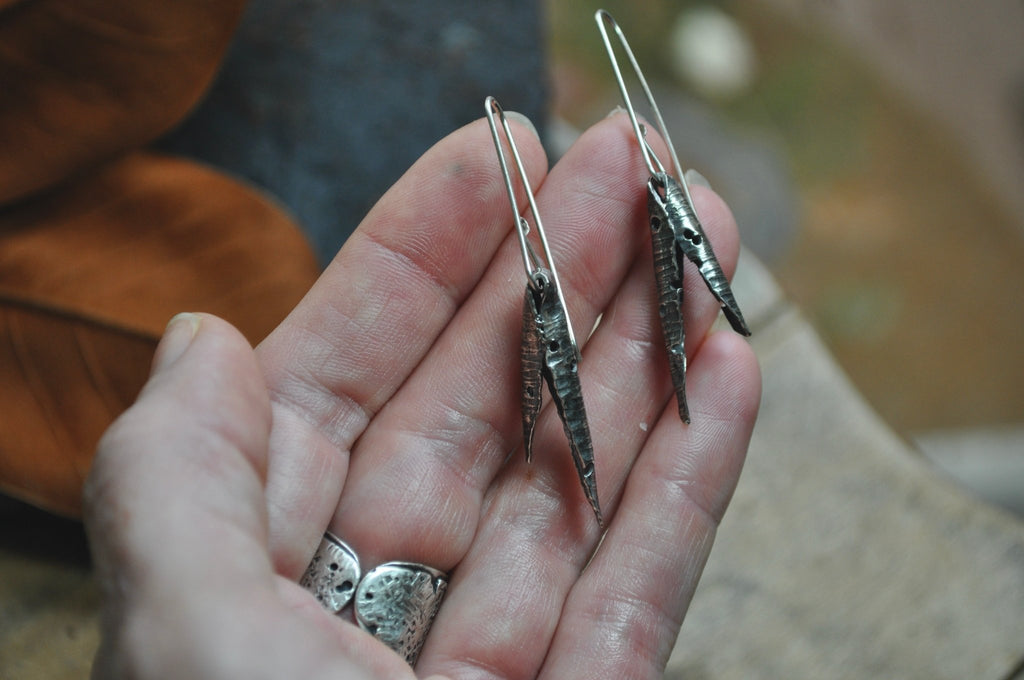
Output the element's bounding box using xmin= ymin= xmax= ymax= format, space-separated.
xmin=545 ymin=0 xmax=1024 ymax=515
xmin=2 ymin=2 xmax=1023 ymax=677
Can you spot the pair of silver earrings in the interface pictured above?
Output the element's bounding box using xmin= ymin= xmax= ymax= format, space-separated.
xmin=486 ymin=10 xmax=750 ymax=527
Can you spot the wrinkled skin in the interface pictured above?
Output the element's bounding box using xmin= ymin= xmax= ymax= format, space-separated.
xmin=84 ymin=113 xmax=761 ymax=680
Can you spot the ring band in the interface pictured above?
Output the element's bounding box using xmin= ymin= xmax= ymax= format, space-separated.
xmin=354 ymin=562 xmax=448 ymax=666
xmin=299 ymin=532 xmax=360 ymax=614
xmin=300 ymin=534 xmax=449 ymax=666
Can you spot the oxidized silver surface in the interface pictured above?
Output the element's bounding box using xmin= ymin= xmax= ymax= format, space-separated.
xmin=354 ymin=562 xmax=449 ymax=666
xmin=596 ymin=8 xmax=750 ymax=425
xmin=647 ymin=173 xmax=751 ymax=423
xmin=521 ymin=269 xmax=603 ymax=527
xmin=486 ymin=95 xmax=602 ymax=527
xmin=648 ymin=204 xmax=690 ymax=423
xmin=299 ymin=532 xmax=361 ymax=614
xmin=648 ymin=173 xmax=750 ymax=336
xmin=520 ymin=279 xmax=545 ymax=462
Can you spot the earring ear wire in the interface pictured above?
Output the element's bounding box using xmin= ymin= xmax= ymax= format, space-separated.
xmin=485 ymin=96 xmax=603 ymax=528
xmin=595 ymin=10 xmax=684 ymax=190
xmin=595 ymin=10 xmax=751 ymax=424
xmin=485 ymin=96 xmax=578 ymax=353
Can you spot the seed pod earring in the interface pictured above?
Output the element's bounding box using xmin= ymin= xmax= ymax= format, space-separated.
xmin=596 ymin=9 xmax=751 ymax=424
xmin=484 ymin=96 xmax=602 ymax=527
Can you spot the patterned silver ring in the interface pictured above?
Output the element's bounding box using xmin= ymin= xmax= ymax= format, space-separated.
xmin=354 ymin=562 xmax=448 ymax=666
xmin=299 ymin=532 xmax=361 ymax=614
xmin=299 ymin=533 xmax=449 ymax=666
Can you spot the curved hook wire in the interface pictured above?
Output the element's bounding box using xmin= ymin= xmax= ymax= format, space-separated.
xmin=595 ymin=9 xmax=686 ymax=188
xmin=484 ymin=95 xmax=577 ymax=350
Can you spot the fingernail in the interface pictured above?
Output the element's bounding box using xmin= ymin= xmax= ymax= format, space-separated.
xmin=504 ymin=111 xmax=540 ymax=141
xmin=152 ymin=313 xmax=201 ymax=374
xmin=604 ymin=105 xmax=627 ymax=119
xmin=684 ymin=168 xmax=713 ymax=190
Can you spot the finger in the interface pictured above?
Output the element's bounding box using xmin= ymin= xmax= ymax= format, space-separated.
xmin=84 ymin=314 xmax=412 ymax=680
xmin=417 ymin=181 xmax=743 ymax=677
xmin=539 ymin=331 xmax=761 ymax=680
xmin=254 ymin=114 xmax=548 ymax=575
xmin=327 ymin=110 xmax=667 ymax=572
xmin=85 ymin=313 xmax=273 ymax=603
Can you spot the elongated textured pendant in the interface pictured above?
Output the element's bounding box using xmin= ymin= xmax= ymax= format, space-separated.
xmin=520 ymin=284 xmax=544 ymax=463
xmin=647 ymin=197 xmax=690 ymax=423
xmin=521 ymin=269 xmax=602 ymax=526
xmin=648 ymin=173 xmax=750 ymax=337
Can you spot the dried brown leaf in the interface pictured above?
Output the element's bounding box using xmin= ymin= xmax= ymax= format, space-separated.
xmin=0 ymin=0 xmax=247 ymax=203
xmin=0 ymin=152 xmax=320 ymax=515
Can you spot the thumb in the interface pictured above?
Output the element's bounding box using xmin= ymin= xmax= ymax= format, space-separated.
xmin=86 ymin=312 xmax=273 ymax=594
xmin=84 ymin=315 xmax=415 ymax=679
xmin=84 ymin=313 xmax=276 ymax=676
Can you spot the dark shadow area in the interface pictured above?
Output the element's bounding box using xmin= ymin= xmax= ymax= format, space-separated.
xmin=0 ymin=493 xmax=91 ymax=567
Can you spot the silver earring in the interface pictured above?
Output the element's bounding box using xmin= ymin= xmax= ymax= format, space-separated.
xmin=596 ymin=10 xmax=751 ymax=423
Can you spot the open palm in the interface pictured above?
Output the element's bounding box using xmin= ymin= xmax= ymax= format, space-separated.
xmin=84 ymin=112 xmax=761 ymax=680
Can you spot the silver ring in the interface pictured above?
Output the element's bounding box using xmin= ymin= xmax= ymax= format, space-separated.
xmin=299 ymin=532 xmax=360 ymax=614
xmin=299 ymin=534 xmax=449 ymax=666
xmin=354 ymin=562 xmax=449 ymax=666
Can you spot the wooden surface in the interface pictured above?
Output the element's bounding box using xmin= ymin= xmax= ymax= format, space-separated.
xmin=0 ymin=497 xmax=96 ymax=679
xmin=668 ymin=254 xmax=1024 ymax=678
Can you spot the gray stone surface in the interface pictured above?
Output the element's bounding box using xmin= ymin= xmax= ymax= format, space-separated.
xmin=158 ymin=0 xmax=548 ymax=265
xmin=668 ymin=254 xmax=1024 ymax=679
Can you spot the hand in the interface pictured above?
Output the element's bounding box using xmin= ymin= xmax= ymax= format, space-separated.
xmin=83 ymin=111 xmax=761 ymax=679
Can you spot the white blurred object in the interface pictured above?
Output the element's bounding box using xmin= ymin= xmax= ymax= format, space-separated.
xmin=914 ymin=426 xmax=1024 ymax=517
xmin=669 ymin=6 xmax=757 ymax=100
